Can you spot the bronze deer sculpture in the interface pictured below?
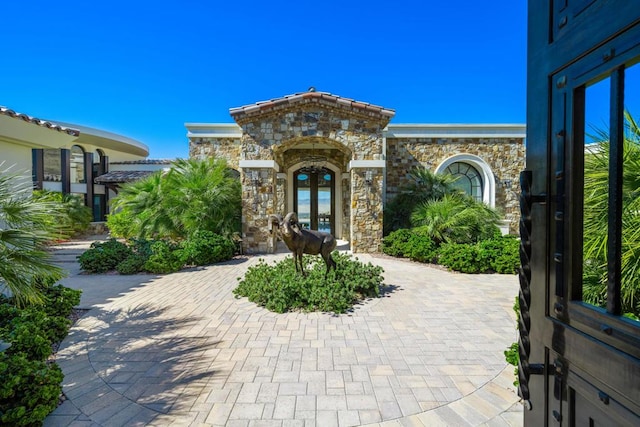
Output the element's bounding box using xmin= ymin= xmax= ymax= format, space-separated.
xmin=270 ymin=212 xmax=337 ymax=278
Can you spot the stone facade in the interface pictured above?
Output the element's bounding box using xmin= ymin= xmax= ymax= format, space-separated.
xmin=186 ymin=90 xmax=525 ymax=253
xmin=385 ymin=137 xmax=525 ymax=233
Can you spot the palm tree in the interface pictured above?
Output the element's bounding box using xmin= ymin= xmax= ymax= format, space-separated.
xmin=163 ymin=157 xmax=241 ymax=238
xmin=582 ymin=110 xmax=640 ymax=317
xmin=0 ymin=167 xmax=67 ymax=306
xmin=110 ymin=157 xmax=241 ymax=240
xmin=383 ymin=166 xmax=461 ymax=234
xmin=410 ymin=194 xmax=500 ymax=245
xmin=111 ymin=171 xmax=177 ymax=239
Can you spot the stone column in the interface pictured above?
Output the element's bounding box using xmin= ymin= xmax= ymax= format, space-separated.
xmin=240 ymin=161 xmax=279 ymax=254
xmin=350 ymin=166 xmax=384 ymax=253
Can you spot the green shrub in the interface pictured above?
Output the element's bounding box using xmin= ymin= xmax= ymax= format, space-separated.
xmin=180 ymin=230 xmax=235 ymax=266
xmin=41 ymin=285 xmax=81 ymax=318
xmin=144 ymin=240 xmax=184 ymax=274
xmin=77 ymin=239 xmax=132 ymax=273
xmin=505 ymin=297 xmax=520 ymax=386
xmin=0 ymin=353 xmax=63 ymax=426
xmin=382 ymin=229 xmax=413 ymax=257
xmin=128 ymin=237 xmax=155 ymax=260
xmin=234 ymin=252 xmax=383 ymax=313
xmin=1 ymin=307 xmax=74 ymax=360
xmin=438 ymin=242 xmax=490 ymax=273
xmin=382 ymin=229 xmax=437 ymax=262
xmin=405 ymin=232 xmax=438 ymax=263
xmin=116 ymin=254 xmax=146 ymax=275
xmin=106 ymin=209 xmax=137 ymax=239
xmin=0 ymin=285 xmax=79 ymax=424
xmin=478 ymin=235 xmax=520 ymax=274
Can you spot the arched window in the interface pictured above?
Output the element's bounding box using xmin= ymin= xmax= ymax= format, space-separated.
xmin=70 ymin=145 xmax=85 ymax=183
xmin=444 ymin=162 xmax=483 ymax=202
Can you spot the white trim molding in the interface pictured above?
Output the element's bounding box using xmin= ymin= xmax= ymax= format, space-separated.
xmin=385 ymin=123 xmax=526 ymax=139
xmin=185 ymin=123 xmax=243 ymax=139
xmin=347 ymin=160 xmax=386 ymax=171
xmin=435 ymin=154 xmax=496 ymax=208
xmin=239 ymin=160 xmax=280 ymax=171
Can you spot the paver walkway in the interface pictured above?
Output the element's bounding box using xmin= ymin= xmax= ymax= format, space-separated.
xmin=44 ymin=237 xmax=523 ymax=426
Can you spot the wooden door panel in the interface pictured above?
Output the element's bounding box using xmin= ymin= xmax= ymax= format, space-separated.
xmin=570 ymin=373 xmax=640 ymax=426
xmin=525 ymin=1 xmax=640 ymax=425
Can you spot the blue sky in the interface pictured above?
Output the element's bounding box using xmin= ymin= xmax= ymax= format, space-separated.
xmin=2 ymin=1 xmax=527 ymax=159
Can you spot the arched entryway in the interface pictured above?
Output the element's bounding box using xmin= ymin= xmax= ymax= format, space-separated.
xmin=293 ymin=167 xmax=335 ymax=235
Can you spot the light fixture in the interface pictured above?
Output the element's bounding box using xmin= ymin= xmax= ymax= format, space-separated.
xmin=364 ymin=170 xmax=373 ymax=186
xmin=249 ymin=170 xmax=261 ymax=186
xmin=301 ymin=143 xmax=327 ymax=174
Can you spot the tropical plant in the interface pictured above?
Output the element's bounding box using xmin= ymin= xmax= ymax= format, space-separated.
xmin=410 ymin=194 xmax=501 ymax=245
xmin=582 ymin=110 xmax=640 ymax=317
xmin=110 ymin=172 xmax=175 ymax=239
xmin=0 ymin=167 xmax=67 ymax=306
xmin=383 ymin=167 xmax=460 ymax=234
xmin=32 ymin=190 xmax=92 ymax=238
xmin=110 ymin=157 xmax=241 ymax=240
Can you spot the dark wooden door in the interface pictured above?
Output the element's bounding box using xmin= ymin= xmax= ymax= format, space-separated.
xmin=522 ymin=1 xmax=640 ymax=426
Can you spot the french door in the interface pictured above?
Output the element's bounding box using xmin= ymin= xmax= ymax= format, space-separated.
xmin=293 ymin=168 xmax=335 ymax=235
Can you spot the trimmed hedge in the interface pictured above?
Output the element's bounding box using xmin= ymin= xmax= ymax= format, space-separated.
xmin=78 ymin=232 xmax=237 ymax=275
xmin=0 ymin=285 xmax=81 ymax=426
xmin=382 ymin=229 xmax=520 ymax=274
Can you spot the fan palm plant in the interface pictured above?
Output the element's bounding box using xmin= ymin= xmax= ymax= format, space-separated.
xmin=582 ymin=110 xmax=640 ymax=317
xmin=383 ymin=166 xmax=461 ymax=234
xmin=410 ymin=193 xmax=500 ymax=245
xmin=110 ymin=157 xmax=241 ymax=240
xmin=0 ymin=167 xmax=67 ymax=306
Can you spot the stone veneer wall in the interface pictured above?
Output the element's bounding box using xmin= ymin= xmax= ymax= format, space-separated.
xmin=231 ymin=106 xmax=388 ymax=253
xmin=237 ymin=108 xmax=385 ymax=161
xmin=385 ymin=137 xmax=525 ymax=233
xmin=241 ymin=168 xmax=277 ymax=253
xmin=350 ymin=169 xmax=384 ymax=252
xmin=189 ymin=137 xmax=242 ymax=170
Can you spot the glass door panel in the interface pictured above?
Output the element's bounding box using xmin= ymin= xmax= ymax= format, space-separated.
xmin=294 ymin=168 xmax=334 ymax=234
xmin=295 ymin=172 xmax=311 ymax=229
xmin=318 ymin=172 xmax=333 ymax=233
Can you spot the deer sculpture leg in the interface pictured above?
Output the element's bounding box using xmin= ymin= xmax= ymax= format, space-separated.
xmin=296 ymin=248 xmax=306 ymax=277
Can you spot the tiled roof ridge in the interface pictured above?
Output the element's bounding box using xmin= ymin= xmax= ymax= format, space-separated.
xmin=94 ymin=170 xmax=156 ymax=183
xmin=0 ymin=105 xmax=80 ymax=136
xmin=229 ymin=90 xmax=395 ymax=118
xmin=110 ymin=159 xmax=173 ymax=165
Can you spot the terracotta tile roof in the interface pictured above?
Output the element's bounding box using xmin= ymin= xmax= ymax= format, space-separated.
xmin=94 ymin=170 xmax=155 ymax=184
xmin=0 ymin=106 xmax=80 ymax=136
xmin=229 ymin=90 xmax=395 ymax=119
xmin=109 ymin=159 xmax=173 ymax=165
